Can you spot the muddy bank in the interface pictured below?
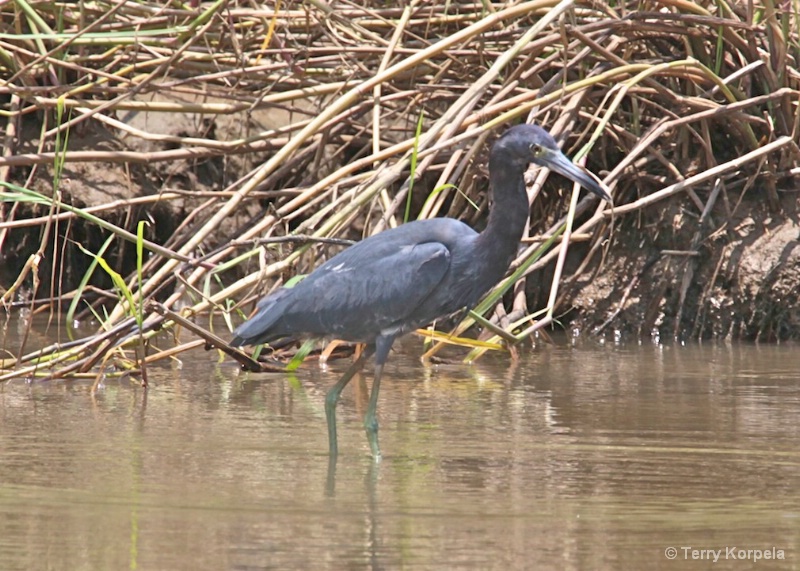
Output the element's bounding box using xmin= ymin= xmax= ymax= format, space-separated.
xmin=567 ymin=194 xmax=800 ymax=342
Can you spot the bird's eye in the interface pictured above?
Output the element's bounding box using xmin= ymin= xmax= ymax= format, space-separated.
xmin=529 ymin=143 xmax=542 ymax=156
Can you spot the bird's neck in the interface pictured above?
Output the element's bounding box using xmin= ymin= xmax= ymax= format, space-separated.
xmin=475 ymin=156 xmax=530 ymax=273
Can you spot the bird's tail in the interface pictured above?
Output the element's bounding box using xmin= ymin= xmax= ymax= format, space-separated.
xmin=230 ymin=289 xmax=291 ymax=347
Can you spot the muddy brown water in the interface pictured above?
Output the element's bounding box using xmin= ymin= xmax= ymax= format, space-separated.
xmin=1 ymin=320 xmax=800 ymax=570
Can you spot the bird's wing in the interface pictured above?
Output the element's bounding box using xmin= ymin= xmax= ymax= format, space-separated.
xmin=279 ymin=240 xmax=452 ymax=340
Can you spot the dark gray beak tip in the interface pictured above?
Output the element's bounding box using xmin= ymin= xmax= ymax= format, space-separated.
xmin=590 ymin=179 xmax=613 ymax=203
xmin=577 ymin=166 xmax=612 ymax=203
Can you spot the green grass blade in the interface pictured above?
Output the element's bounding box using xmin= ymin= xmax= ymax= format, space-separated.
xmin=136 ymin=221 xmax=148 ymax=327
xmin=75 ymin=242 xmax=137 ymax=325
xmin=286 ymin=339 xmax=316 ymax=371
xmin=66 ymin=233 xmax=115 ymax=341
xmin=404 ymin=112 xmax=425 ymax=223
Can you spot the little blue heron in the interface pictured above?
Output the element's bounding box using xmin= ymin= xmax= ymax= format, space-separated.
xmin=231 ymin=123 xmax=611 ymax=458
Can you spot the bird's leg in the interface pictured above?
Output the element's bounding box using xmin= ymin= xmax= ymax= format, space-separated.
xmin=363 ymin=335 xmax=394 ymax=460
xmin=325 ymin=346 xmax=373 ymax=457
xmin=363 ymin=362 xmax=385 ymax=458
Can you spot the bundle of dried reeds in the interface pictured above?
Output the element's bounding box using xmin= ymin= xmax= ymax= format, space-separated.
xmin=1 ymin=0 xmax=798 ymax=381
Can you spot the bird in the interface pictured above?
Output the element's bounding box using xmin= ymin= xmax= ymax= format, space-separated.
xmin=231 ymin=123 xmax=612 ymax=459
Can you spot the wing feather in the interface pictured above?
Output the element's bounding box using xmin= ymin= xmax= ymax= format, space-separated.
xmin=279 ymin=242 xmax=451 ymax=340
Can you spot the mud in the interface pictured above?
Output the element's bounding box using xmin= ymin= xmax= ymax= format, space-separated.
xmin=567 ymin=191 xmax=800 ymax=342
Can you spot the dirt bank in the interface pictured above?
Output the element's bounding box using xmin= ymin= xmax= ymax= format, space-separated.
xmin=568 ymin=193 xmax=800 ymax=342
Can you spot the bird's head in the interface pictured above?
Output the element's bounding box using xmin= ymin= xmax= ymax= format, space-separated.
xmin=494 ymin=124 xmax=612 ymax=202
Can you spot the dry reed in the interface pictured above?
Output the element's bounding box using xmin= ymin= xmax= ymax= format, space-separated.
xmin=1 ymin=0 xmax=798 ymax=380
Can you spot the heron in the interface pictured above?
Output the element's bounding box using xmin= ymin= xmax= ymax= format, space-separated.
xmin=231 ymin=123 xmax=611 ymax=459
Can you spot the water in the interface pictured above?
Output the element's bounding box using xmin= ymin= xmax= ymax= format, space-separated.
xmin=1 ymin=324 xmax=800 ymax=570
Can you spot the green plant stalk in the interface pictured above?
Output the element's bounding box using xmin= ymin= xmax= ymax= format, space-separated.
xmin=417 ymin=183 xmax=459 ymax=221
xmin=75 ymin=242 xmax=138 ymax=326
xmin=66 ymin=233 xmax=115 ymax=341
xmin=8 ymin=0 xmax=56 ymax=35
xmin=177 ymin=0 xmax=226 ymax=43
xmin=287 ymin=339 xmax=316 ymax=371
xmin=462 ymin=227 xmax=567 ymax=362
xmin=404 ymin=112 xmax=425 ymax=223
xmin=53 ymin=96 xmax=71 ymax=190
xmin=714 ymin=26 xmax=724 ymax=76
xmin=136 ymin=221 xmax=147 ymax=329
xmin=0 ymin=27 xmax=192 ymax=44
xmin=425 ymin=224 xmax=567 ymax=361
xmin=13 ymin=0 xmax=53 ymax=60
xmin=134 ymin=220 xmax=149 ymax=386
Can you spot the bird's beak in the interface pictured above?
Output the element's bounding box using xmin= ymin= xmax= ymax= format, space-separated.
xmin=541 ymin=148 xmax=612 ymax=202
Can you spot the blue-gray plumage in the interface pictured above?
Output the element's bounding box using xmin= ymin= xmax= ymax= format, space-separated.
xmin=231 ymin=123 xmax=612 ymax=459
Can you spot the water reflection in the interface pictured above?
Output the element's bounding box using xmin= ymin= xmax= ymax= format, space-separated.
xmin=1 ymin=331 xmax=800 ymax=569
